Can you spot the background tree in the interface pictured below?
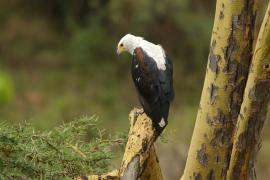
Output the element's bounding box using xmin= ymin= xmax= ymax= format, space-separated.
xmin=227 ymin=2 xmax=270 ymax=178
xmin=182 ymin=0 xmax=257 ymax=179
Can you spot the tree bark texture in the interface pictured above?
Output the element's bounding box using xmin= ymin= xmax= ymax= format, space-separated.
xmin=119 ymin=108 xmax=163 ymax=180
xmin=182 ymin=0 xmax=257 ymax=179
xmin=227 ymin=2 xmax=270 ymax=179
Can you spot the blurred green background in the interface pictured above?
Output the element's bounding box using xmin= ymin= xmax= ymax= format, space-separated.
xmin=0 ymin=0 xmax=269 ymax=179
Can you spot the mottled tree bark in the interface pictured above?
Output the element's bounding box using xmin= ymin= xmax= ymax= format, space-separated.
xmin=119 ymin=108 xmax=163 ymax=180
xmin=181 ymin=0 xmax=256 ymax=179
xmin=227 ymin=2 xmax=270 ymax=179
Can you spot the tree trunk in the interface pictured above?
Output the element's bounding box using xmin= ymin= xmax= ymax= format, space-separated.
xmin=181 ymin=0 xmax=256 ymax=179
xmin=227 ymin=2 xmax=270 ymax=179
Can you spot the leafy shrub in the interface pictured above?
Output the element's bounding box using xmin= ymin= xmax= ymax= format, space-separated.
xmin=0 ymin=116 xmax=123 ymax=179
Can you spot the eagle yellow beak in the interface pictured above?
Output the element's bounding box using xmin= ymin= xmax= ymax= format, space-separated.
xmin=116 ymin=45 xmax=125 ymax=56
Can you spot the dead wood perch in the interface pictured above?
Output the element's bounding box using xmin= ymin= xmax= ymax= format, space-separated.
xmin=119 ymin=108 xmax=163 ymax=180
xmin=77 ymin=108 xmax=163 ymax=180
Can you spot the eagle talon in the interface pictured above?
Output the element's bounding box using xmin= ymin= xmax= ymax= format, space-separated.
xmin=137 ymin=108 xmax=144 ymax=114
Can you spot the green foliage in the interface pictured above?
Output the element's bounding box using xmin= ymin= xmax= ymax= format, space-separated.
xmin=0 ymin=116 xmax=122 ymax=179
xmin=0 ymin=1 xmax=212 ymax=71
xmin=0 ymin=72 xmax=14 ymax=106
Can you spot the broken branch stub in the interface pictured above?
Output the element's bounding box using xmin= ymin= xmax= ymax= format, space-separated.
xmin=119 ymin=108 xmax=163 ymax=180
xmin=77 ymin=108 xmax=163 ymax=180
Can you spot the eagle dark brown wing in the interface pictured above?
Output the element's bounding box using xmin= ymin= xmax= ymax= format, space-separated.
xmin=131 ymin=47 xmax=174 ymax=131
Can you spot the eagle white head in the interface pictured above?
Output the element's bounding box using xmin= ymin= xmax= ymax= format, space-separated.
xmin=117 ymin=34 xmax=143 ymax=55
xmin=116 ymin=33 xmax=167 ymax=70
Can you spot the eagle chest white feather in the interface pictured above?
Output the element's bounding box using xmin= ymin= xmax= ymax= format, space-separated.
xmin=139 ymin=41 xmax=167 ymax=70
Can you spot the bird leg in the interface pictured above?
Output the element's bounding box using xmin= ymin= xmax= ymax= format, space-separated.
xmin=136 ymin=108 xmax=144 ymax=114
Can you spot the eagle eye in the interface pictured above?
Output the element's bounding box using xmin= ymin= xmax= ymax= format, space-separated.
xmin=120 ymin=43 xmax=123 ymax=47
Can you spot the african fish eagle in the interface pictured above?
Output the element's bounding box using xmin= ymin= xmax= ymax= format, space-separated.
xmin=116 ymin=34 xmax=174 ymax=132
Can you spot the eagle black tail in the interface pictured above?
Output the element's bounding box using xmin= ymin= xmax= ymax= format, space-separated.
xmin=147 ymin=100 xmax=170 ymax=135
